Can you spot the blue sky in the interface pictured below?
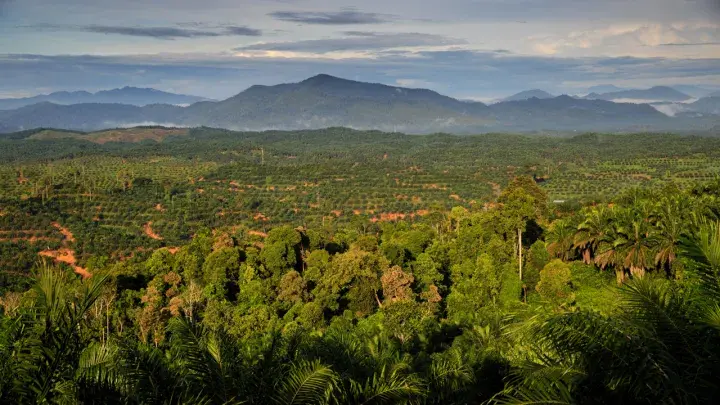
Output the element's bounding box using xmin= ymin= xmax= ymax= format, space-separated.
xmin=1 ymin=0 xmax=719 ymax=100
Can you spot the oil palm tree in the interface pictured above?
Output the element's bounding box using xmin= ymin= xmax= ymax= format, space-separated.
xmin=652 ymin=196 xmax=686 ymax=275
xmin=573 ymin=206 xmax=611 ymax=265
xmin=545 ymin=219 xmax=577 ymax=261
xmin=0 ymin=265 xmax=107 ymax=404
xmin=493 ymin=220 xmax=720 ymax=404
xmin=615 ymin=210 xmax=657 ymax=279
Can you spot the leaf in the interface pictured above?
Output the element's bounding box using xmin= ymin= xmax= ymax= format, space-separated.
xmin=273 ymin=360 xmax=338 ymax=405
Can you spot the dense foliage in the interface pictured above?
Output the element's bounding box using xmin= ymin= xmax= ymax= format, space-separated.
xmin=2 ymin=127 xmax=720 ymax=403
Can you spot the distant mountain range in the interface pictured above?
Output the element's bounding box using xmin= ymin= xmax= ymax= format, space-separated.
xmin=584 ymin=86 xmax=692 ymax=102
xmin=586 ymin=84 xmax=626 ymax=94
xmin=686 ymin=97 xmax=720 ymax=116
xmin=582 ymin=84 xmax=719 ymax=99
xmin=1 ymin=75 xmax=718 ymax=134
xmin=0 ymin=87 xmax=211 ymax=110
xmin=671 ymin=85 xmax=715 ymax=98
xmin=499 ymin=89 xmax=554 ymax=102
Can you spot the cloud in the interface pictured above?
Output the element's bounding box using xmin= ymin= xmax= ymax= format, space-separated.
xmin=0 ymin=0 xmax=13 ymax=16
xmin=529 ymin=23 xmax=720 ymax=56
xmin=660 ymin=42 xmax=720 ymax=46
xmin=21 ymin=24 xmax=262 ymax=39
xmin=82 ymin=26 xmax=223 ymax=38
xmin=269 ymin=10 xmax=390 ymax=25
xmin=235 ymin=32 xmax=466 ymax=53
xmin=223 ymin=26 xmax=262 ymax=36
xmin=1 ymin=51 xmax=719 ymax=102
xmin=395 ymin=78 xmax=435 ymax=88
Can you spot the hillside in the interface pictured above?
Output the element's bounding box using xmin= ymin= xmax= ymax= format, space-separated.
xmin=488 ymin=95 xmax=670 ymax=131
xmin=2 ymin=126 xmax=720 ymax=404
xmin=181 ymin=74 xmax=492 ymax=132
xmin=24 ymin=127 xmax=189 ymax=143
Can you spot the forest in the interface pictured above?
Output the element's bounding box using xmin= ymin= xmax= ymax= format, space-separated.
xmin=1 ymin=127 xmax=720 ymax=404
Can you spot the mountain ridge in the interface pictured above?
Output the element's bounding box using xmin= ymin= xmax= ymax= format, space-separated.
xmin=1 ymin=74 xmax=715 ymax=134
xmin=0 ymin=87 xmax=211 ymax=110
xmin=500 ymin=89 xmax=554 ymax=102
xmin=584 ymin=86 xmax=692 ymax=102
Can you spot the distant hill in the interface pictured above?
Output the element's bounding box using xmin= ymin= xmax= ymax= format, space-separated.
xmin=0 ymin=74 xmax=714 ymax=134
xmin=488 ymin=95 xmax=670 ymax=131
xmin=687 ymin=97 xmax=720 ymax=115
xmin=586 ymin=84 xmax=626 ymax=94
xmin=584 ymin=86 xmax=692 ymax=102
xmin=182 ymin=74 xmax=492 ymax=132
xmin=0 ymin=102 xmax=184 ymax=132
xmin=671 ymin=85 xmax=714 ymax=98
xmin=500 ymin=89 xmax=554 ymax=102
xmin=21 ymin=127 xmax=189 ymax=144
xmin=0 ymin=87 xmax=210 ymax=110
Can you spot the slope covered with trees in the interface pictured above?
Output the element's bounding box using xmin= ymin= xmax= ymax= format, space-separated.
xmin=2 ymin=177 xmax=720 ymax=404
xmin=2 ymin=127 xmax=720 ymax=403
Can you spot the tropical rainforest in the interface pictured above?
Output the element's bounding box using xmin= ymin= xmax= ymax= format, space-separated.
xmin=2 ymin=126 xmax=720 ymax=404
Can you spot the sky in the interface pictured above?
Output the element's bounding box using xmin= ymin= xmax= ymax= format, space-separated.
xmin=1 ymin=0 xmax=720 ymax=101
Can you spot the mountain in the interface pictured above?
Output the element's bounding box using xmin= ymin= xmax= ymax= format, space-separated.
xmin=671 ymin=85 xmax=713 ymax=98
xmin=0 ymin=74 xmax=712 ymax=134
xmin=584 ymin=86 xmax=692 ymax=102
xmin=686 ymin=97 xmax=720 ymax=116
xmin=586 ymin=84 xmax=626 ymax=94
xmin=0 ymin=87 xmax=210 ymax=110
xmin=500 ymin=89 xmax=554 ymax=102
xmin=179 ymin=74 xmax=491 ymax=132
xmin=488 ymin=95 xmax=670 ymax=131
xmin=0 ymin=102 xmax=184 ymax=132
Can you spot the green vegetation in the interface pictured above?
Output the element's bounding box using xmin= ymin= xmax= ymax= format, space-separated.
xmin=2 ymin=127 xmax=720 ymax=403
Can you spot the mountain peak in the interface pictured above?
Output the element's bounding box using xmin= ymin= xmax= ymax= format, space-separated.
xmin=501 ymin=89 xmax=554 ymax=102
xmin=301 ymin=74 xmax=348 ymax=85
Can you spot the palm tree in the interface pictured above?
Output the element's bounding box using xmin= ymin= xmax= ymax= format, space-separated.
xmin=273 ymin=360 xmax=339 ymax=405
xmin=545 ymin=219 xmax=577 ymax=261
xmin=0 ymin=264 xmax=107 ymax=404
xmin=615 ymin=209 xmax=657 ymax=279
xmin=652 ymin=196 xmax=686 ymax=275
xmin=573 ymin=206 xmax=611 ymax=265
xmin=493 ymin=220 xmax=720 ymax=404
xmin=590 ymin=208 xmax=626 ymax=283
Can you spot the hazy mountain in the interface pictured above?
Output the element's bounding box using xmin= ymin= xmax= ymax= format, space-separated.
xmin=488 ymin=95 xmax=670 ymax=131
xmin=0 ymin=102 xmax=184 ymax=132
xmin=586 ymin=84 xmax=626 ymax=94
xmin=0 ymin=87 xmax=210 ymax=110
xmin=180 ymin=74 xmax=491 ymax=131
xmin=500 ymin=89 xmax=554 ymax=102
xmin=687 ymin=97 xmax=720 ymax=115
xmin=0 ymin=74 xmax=712 ymax=134
xmin=671 ymin=85 xmax=714 ymax=98
xmin=584 ymin=86 xmax=692 ymax=102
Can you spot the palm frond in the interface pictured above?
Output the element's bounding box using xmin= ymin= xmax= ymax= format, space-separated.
xmin=76 ymin=342 xmax=124 ymax=391
xmin=273 ymin=359 xmax=338 ymax=405
xmin=347 ymin=364 xmax=425 ymax=405
xmin=492 ymin=374 xmax=574 ymax=405
xmin=427 ymin=348 xmax=474 ymax=397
